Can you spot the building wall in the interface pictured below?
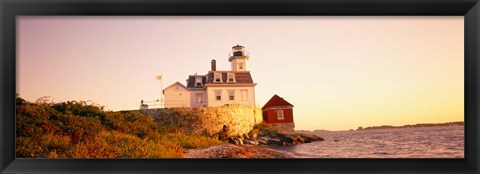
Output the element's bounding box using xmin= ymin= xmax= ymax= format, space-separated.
xmin=262 ymin=108 xmax=294 ymax=123
xmin=230 ymin=57 xmax=248 ymax=71
xmin=163 ymin=83 xmax=191 ymax=108
xmin=143 ymin=105 xmax=263 ymax=135
xmin=206 ymin=86 xmax=255 ymax=107
xmin=190 ymin=90 xmax=207 ymax=107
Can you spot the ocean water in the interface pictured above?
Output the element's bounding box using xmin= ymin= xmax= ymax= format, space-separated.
xmin=266 ymin=125 xmax=464 ymax=158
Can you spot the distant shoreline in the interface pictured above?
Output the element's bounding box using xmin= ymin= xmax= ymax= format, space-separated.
xmin=356 ymin=121 xmax=464 ymax=131
xmin=297 ymin=121 xmax=464 ymax=134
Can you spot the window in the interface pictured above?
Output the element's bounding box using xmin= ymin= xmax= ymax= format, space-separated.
xmin=195 ymin=77 xmax=202 ymax=87
xmin=238 ymin=62 xmax=244 ymax=70
xmin=228 ymin=90 xmax=235 ymax=100
xmin=214 ymin=73 xmax=222 ymax=83
xmin=277 ymin=110 xmax=284 ymax=120
xmin=227 ymin=73 xmax=235 ymax=83
xmin=215 ymin=90 xmax=222 ymax=100
xmin=196 ymin=93 xmax=203 ymax=103
xmin=241 ymin=90 xmax=248 ymax=101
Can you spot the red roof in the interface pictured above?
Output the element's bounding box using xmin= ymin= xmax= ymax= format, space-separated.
xmin=262 ymin=94 xmax=294 ymax=110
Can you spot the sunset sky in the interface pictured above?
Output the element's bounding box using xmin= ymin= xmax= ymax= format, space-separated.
xmin=17 ymin=16 xmax=464 ymax=131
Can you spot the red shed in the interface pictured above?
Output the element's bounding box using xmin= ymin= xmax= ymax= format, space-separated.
xmin=262 ymin=94 xmax=294 ymax=124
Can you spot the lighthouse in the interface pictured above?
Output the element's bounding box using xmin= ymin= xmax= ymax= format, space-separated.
xmin=229 ymin=44 xmax=249 ymax=71
xmin=163 ymin=44 xmax=256 ymax=108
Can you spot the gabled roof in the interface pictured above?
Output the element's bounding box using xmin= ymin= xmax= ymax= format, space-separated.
xmin=262 ymin=94 xmax=294 ymax=110
xmin=163 ymin=81 xmax=190 ymax=94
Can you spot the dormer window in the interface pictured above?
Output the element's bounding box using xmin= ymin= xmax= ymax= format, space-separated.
xmin=214 ymin=73 xmax=222 ymax=83
xmin=195 ymin=76 xmax=203 ymax=87
xmin=227 ymin=73 xmax=235 ymax=83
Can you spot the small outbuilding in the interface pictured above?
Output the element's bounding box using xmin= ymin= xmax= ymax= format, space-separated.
xmin=262 ymin=94 xmax=295 ymax=132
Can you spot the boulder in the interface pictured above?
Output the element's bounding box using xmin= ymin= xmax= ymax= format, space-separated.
xmin=228 ymin=137 xmax=236 ymax=144
xmin=218 ymin=131 xmax=230 ymax=141
xmin=237 ymin=138 xmax=243 ymax=145
xmin=299 ymin=133 xmax=324 ymax=141
xmin=257 ymin=136 xmax=268 ymax=142
xmin=248 ymin=129 xmax=259 ymax=139
xmin=267 ymin=138 xmax=283 ymax=145
xmin=242 ymin=133 xmax=250 ymax=140
xmin=249 ymin=140 xmax=259 ymax=145
xmin=275 ymin=133 xmax=297 ymax=145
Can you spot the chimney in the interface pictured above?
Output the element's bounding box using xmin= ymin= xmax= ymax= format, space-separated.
xmin=211 ymin=59 xmax=216 ymax=71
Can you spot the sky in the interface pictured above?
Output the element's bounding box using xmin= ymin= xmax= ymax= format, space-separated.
xmin=17 ymin=16 xmax=464 ymax=131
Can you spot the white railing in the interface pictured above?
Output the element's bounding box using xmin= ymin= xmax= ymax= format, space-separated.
xmin=228 ymin=51 xmax=250 ymax=57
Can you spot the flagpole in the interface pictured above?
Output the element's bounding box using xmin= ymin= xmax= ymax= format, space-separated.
xmin=156 ymin=74 xmax=163 ymax=108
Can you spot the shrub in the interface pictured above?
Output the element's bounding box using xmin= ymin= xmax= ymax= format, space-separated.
xmin=16 ymin=96 xmax=216 ymax=158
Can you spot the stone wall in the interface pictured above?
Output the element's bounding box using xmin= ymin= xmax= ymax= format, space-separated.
xmin=141 ymin=105 xmax=263 ymax=135
xmin=270 ymin=123 xmax=295 ymax=133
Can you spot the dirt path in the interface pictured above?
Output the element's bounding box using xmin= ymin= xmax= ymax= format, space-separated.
xmin=184 ymin=143 xmax=290 ymax=158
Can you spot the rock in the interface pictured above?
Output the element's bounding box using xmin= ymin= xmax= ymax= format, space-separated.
xmin=242 ymin=133 xmax=250 ymax=140
xmin=297 ymin=137 xmax=305 ymax=143
xmin=257 ymin=140 xmax=268 ymax=145
xmin=249 ymin=140 xmax=259 ymax=145
xmin=236 ymin=138 xmax=244 ymax=145
xmin=299 ymin=133 xmax=324 ymax=141
xmin=267 ymin=138 xmax=282 ymax=145
xmin=248 ymin=129 xmax=259 ymax=139
xmin=228 ymin=137 xmax=236 ymax=144
xmin=257 ymin=137 xmax=268 ymax=142
xmin=212 ymin=133 xmax=219 ymax=140
xmin=253 ymin=131 xmax=326 ymax=146
xmin=222 ymin=125 xmax=231 ymax=134
xmin=275 ymin=133 xmax=297 ymax=145
xmin=227 ymin=136 xmax=245 ymax=145
xmin=218 ymin=131 xmax=230 ymax=141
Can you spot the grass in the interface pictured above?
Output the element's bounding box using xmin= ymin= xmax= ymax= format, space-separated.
xmin=15 ymin=95 xmax=221 ymax=158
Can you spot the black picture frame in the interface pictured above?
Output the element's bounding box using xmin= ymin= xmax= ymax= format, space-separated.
xmin=1 ymin=0 xmax=479 ymax=173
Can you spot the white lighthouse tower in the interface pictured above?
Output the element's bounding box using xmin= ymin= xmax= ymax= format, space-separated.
xmin=229 ymin=44 xmax=249 ymax=71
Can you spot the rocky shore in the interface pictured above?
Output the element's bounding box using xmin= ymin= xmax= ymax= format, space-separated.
xmin=217 ymin=125 xmax=324 ymax=146
xmin=184 ymin=143 xmax=290 ymax=158
xmin=184 ymin=124 xmax=325 ymax=158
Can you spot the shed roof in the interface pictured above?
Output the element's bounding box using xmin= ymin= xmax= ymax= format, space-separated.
xmin=262 ymin=94 xmax=294 ymax=110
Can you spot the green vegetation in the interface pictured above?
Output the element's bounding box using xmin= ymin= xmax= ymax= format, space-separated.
xmin=16 ymin=95 xmax=221 ymax=158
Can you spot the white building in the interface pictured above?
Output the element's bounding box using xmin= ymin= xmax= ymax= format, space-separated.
xmin=163 ymin=45 xmax=256 ymax=108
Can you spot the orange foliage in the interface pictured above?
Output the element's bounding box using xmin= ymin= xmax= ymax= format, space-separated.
xmin=15 ymin=96 xmax=194 ymax=158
